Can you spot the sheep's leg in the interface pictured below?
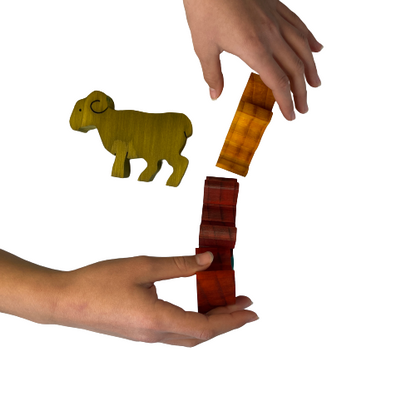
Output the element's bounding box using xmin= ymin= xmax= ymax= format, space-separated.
xmin=166 ymin=155 xmax=189 ymax=187
xmin=111 ymin=141 xmax=131 ymax=178
xmin=138 ymin=159 xmax=163 ymax=182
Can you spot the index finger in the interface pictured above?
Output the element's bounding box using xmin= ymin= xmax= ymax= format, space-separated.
xmin=137 ymin=252 xmax=214 ymax=283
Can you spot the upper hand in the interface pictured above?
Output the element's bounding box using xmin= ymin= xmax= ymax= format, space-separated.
xmin=183 ymin=0 xmax=323 ymax=120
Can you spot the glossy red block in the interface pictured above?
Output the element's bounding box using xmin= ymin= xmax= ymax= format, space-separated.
xmin=196 ymin=176 xmax=239 ymax=314
xmin=203 ymin=177 xmax=239 ymax=206
xmin=199 ymin=224 xmax=237 ymax=249
xmin=201 ymin=204 xmax=236 ymax=227
xmin=197 ymin=270 xmax=236 ymax=314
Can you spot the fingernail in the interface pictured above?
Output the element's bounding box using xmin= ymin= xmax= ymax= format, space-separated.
xmin=209 ymin=88 xmax=218 ymax=101
xmin=249 ymin=314 xmax=259 ymax=323
xmin=196 ymin=251 xmax=214 ymax=266
xmin=290 ymin=110 xmax=296 ymax=121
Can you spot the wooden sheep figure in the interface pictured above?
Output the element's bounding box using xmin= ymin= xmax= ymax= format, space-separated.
xmin=69 ymin=91 xmax=193 ymax=187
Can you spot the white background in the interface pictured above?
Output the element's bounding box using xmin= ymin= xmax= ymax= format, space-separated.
xmin=0 ymin=0 xmax=415 ymax=415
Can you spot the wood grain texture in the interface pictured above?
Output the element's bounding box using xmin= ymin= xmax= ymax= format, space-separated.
xmin=216 ymin=73 xmax=275 ymax=176
xmin=197 ymin=270 xmax=236 ymax=314
xmin=199 ymin=224 xmax=237 ymax=249
xmin=69 ymin=91 xmax=192 ymax=187
xmin=196 ymin=177 xmax=239 ymax=314
xmin=203 ymin=176 xmax=239 ymax=206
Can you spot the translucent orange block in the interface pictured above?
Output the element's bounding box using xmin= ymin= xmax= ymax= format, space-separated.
xmin=216 ymin=73 xmax=275 ymax=176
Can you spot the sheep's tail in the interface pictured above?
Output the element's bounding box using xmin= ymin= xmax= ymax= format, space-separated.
xmin=184 ymin=115 xmax=193 ymax=139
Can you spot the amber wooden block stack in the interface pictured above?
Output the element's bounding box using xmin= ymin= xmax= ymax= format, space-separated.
xmin=216 ymin=72 xmax=275 ymax=176
xmin=196 ymin=177 xmax=239 ymax=314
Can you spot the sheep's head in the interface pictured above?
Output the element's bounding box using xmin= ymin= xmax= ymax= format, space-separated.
xmin=69 ymin=91 xmax=115 ymax=132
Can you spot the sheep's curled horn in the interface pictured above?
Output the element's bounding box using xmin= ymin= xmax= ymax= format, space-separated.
xmin=90 ymin=99 xmax=108 ymax=114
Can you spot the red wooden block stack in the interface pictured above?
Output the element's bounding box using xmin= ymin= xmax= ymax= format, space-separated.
xmin=196 ymin=176 xmax=239 ymax=313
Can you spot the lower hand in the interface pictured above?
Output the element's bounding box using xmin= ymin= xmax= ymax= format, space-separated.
xmin=53 ymin=251 xmax=258 ymax=347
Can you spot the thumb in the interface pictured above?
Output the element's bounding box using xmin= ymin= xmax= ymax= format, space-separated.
xmin=144 ymin=251 xmax=214 ymax=283
xmin=195 ymin=251 xmax=215 ymax=268
xmin=197 ymin=47 xmax=224 ymax=100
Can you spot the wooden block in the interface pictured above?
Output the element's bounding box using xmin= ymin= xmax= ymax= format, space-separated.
xmin=69 ymin=91 xmax=192 ymax=187
xmin=216 ymin=73 xmax=275 ymax=177
xmin=203 ymin=176 xmax=239 ymax=206
xmin=199 ymin=224 xmax=237 ymax=249
xmin=239 ymin=73 xmax=275 ymax=110
xmin=196 ymin=176 xmax=239 ymax=313
xmin=196 ymin=270 xmax=236 ymax=314
xmin=201 ymin=204 xmax=236 ymax=227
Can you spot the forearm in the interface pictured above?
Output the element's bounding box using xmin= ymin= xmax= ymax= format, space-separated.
xmin=0 ymin=249 xmax=65 ymax=325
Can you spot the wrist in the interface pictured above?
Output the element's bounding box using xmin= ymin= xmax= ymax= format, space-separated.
xmin=0 ymin=250 xmax=68 ymax=325
xmin=28 ymin=270 xmax=70 ymax=325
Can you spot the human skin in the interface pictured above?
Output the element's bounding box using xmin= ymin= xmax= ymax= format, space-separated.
xmin=183 ymin=0 xmax=323 ymax=120
xmin=0 ymin=249 xmax=258 ymax=347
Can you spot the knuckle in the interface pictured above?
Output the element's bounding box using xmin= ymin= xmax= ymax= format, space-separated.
xmin=276 ymin=73 xmax=291 ymax=90
xmin=293 ymin=57 xmax=305 ymax=75
xmin=173 ymin=256 xmax=190 ymax=275
xmin=297 ymin=30 xmax=309 ymax=47
xmin=239 ymin=26 xmax=271 ymax=56
xmin=247 ymin=35 xmax=269 ymax=54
